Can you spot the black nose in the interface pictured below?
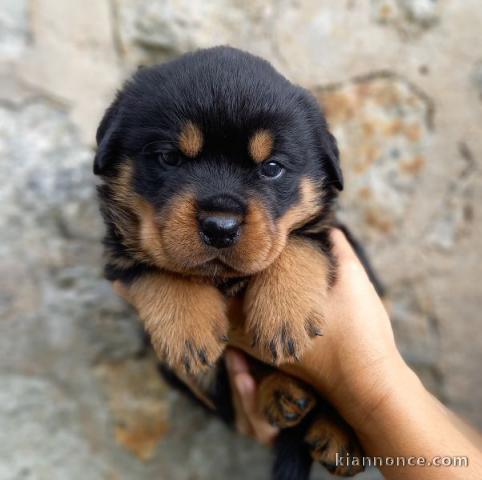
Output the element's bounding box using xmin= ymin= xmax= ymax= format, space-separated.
xmin=199 ymin=215 xmax=241 ymax=249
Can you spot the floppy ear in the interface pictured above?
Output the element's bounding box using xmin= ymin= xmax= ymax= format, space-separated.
xmin=322 ymin=130 xmax=344 ymax=191
xmin=296 ymin=88 xmax=344 ymax=191
xmin=93 ymin=97 xmax=122 ymax=175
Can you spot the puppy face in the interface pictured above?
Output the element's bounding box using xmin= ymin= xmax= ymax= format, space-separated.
xmin=95 ymin=47 xmax=342 ymax=277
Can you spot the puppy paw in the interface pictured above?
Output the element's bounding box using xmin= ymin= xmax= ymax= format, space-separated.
xmin=247 ymin=307 xmax=323 ymax=364
xmin=244 ymin=237 xmax=329 ymax=363
xmin=128 ymin=273 xmax=228 ymax=374
xmin=148 ymin=314 xmax=227 ymax=374
xmin=305 ymin=413 xmax=364 ymax=477
xmin=258 ymin=372 xmax=316 ymax=428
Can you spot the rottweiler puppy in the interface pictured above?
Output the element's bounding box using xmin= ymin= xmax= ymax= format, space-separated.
xmin=94 ymin=46 xmax=378 ymax=479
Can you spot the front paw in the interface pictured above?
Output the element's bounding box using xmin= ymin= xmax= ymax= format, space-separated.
xmin=245 ymin=282 xmax=324 ymax=363
xmin=258 ymin=372 xmax=316 ymax=428
xmin=244 ymin=237 xmax=329 ymax=363
xmin=305 ymin=412 xmax=364 ymax=476
xmin=130 ymin=275 xmax=228 ymax=374
xmin=146 ymin=312 xmax=227 ymax=374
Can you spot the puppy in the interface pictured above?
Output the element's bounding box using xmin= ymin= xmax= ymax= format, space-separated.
xmin=94 ymin=46 xmax=374 ymax=478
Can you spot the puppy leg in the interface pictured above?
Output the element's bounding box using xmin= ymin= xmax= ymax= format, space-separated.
xmin=125 ymin=272 xmax=228 ymax=373
xmin=304 ymin=408 xmax=364 ymax=477
xmin=244 ymin=236 xmax=329 ymax=363
xmin=257 ymin=372 xmax=316 ymax=428
xmin=159 ymin=359 xmax=235 ymax=426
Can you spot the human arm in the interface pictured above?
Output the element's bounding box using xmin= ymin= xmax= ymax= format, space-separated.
xmin=227 ymin=229 xmax=482 ymax=479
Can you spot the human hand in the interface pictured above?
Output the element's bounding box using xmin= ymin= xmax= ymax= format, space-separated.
xmin=224 ymin=348 xmax=279 ymax=445
xmin=228 ymin=228 xmax=406 ymax=435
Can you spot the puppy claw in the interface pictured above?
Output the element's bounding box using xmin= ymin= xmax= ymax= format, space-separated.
xmin=295 ymin=397 xmax=309 ymax=410
xmin=269 ymin=340 xmax=278 ymax=363
xmin=244 ymin=237 xmax=329 ymax=364
xmin=182 ymin=355 xmax=192 ymax=375
xmin=283 ymin=411 xmax=300 ymax=421
xmin=305 ymin=315 xmax=324 ymax=338
xmin=258 ymin=373 xmax=316 ymax=429
xmin=305 ymin=414 xmax=364 ymax=477
xmin=285 ymin=338 xmax=296 ymax=357
xmin=198 ymin=348 xmax=209 ymax=366
xmin=131 ymin=274 xmax=229 ymax=374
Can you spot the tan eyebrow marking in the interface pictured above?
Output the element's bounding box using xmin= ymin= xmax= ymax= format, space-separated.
xmin=248 ymin=129 xmax=274 ymax=163
xmin=178 ymin=121 xmax=204 ymax=158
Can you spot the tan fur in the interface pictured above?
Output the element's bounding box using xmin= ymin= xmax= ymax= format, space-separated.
xmin=107 ymin=162 xmax=323 ymax=278
xmin=138 ymin=177 xmax=322 ymax=277
xmin=159 ymin=194 xmax=211 ymax=270
xmin=106 ymin=161 xmax=152 ymax=264
xmin=258 ymin=372 xmax=316 ymax=428
xmin=105 ymin=167 xmax=328 ymax=366
xmin=136 ymin=191 xmax=227 ymax=275
xmin=248 ymin=129 xmax=274 ymax=163
xmin=179 ymin=121 xmax=203 ymax=158
xmin=244 ymin=236 xmax=331 ymax=363
xmin=305 ymin=413 xmax=364 ymax=476
xmin=171 ymin=368 xmax=217 ymax=410
xmin=279 ymin=178 xmax=324 ymax=232
xmin=136 ymin=190 xmax=249 ymax=277
xmin=219 ymin=199 xmax=275 ymax=273
xmin=218 ymin=177 xmax=323 ymax=275
xmin=107 ymin=162 xmax=137 ymax=242
xmin=126 ymin=272 xmax=228 ymax=373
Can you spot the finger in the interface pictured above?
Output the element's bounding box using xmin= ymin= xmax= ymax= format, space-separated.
xmin=330 ymin=228 xmax=359 ymax=263
xmin=330 ymin=229 xmax=370 ymax=283
xmin=225 ymin=350 xmax=254 ymax=437
xmin=235 ymin=373 xmax=279 ymax=446
xmin=225 ymin=348 xmax=250 ymax=375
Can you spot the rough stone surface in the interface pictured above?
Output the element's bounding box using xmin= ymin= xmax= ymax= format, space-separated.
xmin=473 ymin=61 xmax=482 ymax=99
xmin=1 ymin=0 xmax=481 ymax=479
xmin=315 ymin=73 xmax=433 ymax=244
xmin=0 ymin=0 xmax=29 ymax=59
xmin=0 ymin=375 xmax=111 ymax=480
xmin=371 ymin=0 xmax=441 ymax=35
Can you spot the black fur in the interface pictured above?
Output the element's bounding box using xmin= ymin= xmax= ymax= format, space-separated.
xmin=272 ymin=414 xmax=316 ymax=480
xmin=94 ymin=46 xmax=342 ymax=224
xmin=94 ymin=47 xmax=381 ymax=480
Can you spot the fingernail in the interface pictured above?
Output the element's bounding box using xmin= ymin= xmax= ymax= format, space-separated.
xmin=225 ymin=350 xmax=245 ymax=374
xmin=235 ymin=373 xmax=254 ymax=396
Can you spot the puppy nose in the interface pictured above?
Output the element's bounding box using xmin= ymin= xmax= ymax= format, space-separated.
xmin=197 ymin=194 xmax=245 ymax=249
xmin=199 ymin=215 xmax=241 ymax=249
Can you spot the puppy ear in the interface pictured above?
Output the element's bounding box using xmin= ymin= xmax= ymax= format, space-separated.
xmin=93 ymin=97 xmax=121 ymax=175
xmin=296 ymin=88 xmax=344 ymax=191
xmin=322 ymin=130 xmax=344 ymax=191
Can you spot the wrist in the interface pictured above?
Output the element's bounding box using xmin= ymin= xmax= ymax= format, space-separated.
xmin=331 ymin=350 xmax=419 ymax=433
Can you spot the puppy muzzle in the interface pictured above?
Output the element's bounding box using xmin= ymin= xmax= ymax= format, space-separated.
xmin=197 ymin=194 xmax=245 ymax=249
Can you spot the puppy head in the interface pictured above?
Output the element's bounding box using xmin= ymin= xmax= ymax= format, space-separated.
xmin=95 ymin=47 xmax=342 ymax=277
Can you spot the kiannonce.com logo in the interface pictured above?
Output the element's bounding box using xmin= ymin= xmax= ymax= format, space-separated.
xmin=336 ymin=453 xmax=469 ymax=468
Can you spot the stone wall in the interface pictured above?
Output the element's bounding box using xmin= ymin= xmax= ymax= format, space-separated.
xmin=1 ymin=1 xmax=481 ymax=479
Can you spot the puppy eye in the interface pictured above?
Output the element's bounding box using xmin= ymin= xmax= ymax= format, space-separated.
xmin=158 ymin=152 xmax=182 ymax=167
xmin=259 ymin=161 xmax=284 ymax=179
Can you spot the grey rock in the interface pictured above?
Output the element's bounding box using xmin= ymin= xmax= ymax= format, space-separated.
xmin=0 ymin=0 xmax=29 ymax=59
xmin=473 ymin=61 xmax=482 ymax=97
xmin=389 ymin=282 xmax=444 ymax=396
xmin=0 ymin=375 xmax=110 ymax=480
xmin=115 ymin=0 xmax=278 ymax=67
xmin=425 ymin=142 xmax=477 ymax=250
xmin=371 ymin=0 xmax=440 ymax=35
xmin=314 ymin=73 xmax=433 ymax=247
xmin=1 ymin=0 xmax=482 ymax=478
